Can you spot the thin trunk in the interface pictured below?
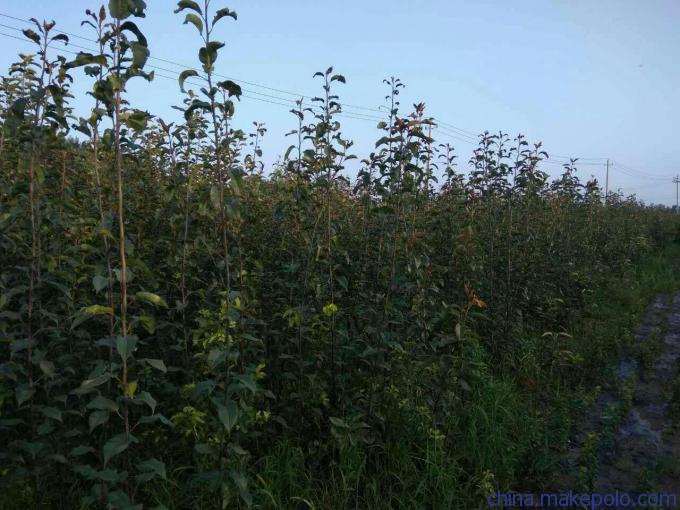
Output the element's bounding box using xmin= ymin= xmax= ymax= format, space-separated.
xmin=26 ymin=34 xmax=49 ymax=388
xmin=113 ymin=19 xmax=130 ymax=444
xmin=180 ymin=129 xmax=193 ymax=372
xmin=203 ymin=5 xmax=231 ymax=294
xmin=27 ymin=152 xmax=37 ymax=387
xmin=92 ymin=124 xmax=116 ymax=371
xmin=57 ymin=151 xmax=67 ymax=269
xmin=0 ymin=131 xmax=5 ymax=161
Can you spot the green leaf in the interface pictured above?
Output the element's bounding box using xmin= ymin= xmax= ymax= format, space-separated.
xmin=72 ymin=304 xmax=113 ymax=330
xmin=87 ymin=395 xmax=119 ymax=412
xmin=83 ymin=304 xmax=114 ymax=315
xmin=69 ymin=445 xmax=96 ymax=457
xmin=36 ymin=421 xmax=54 ymax=435
xmin=229 ymin=443 xmax=248 ymax=455
xmin=109 ymin=0 xmax=146 ymax=20
xmin=192 ymin=470 xmax=223 ymax=490
xmin=143 ymin=358 xmax=167 ymax=373
xmin=230 ymin=469 xmax=251 ymax=506
xmin=192 ymin=380 xmax=216 ymax=399
xmin=184 ymin=13 xmax=203 ymax=34
xmin=137 ymin=413 xmax=172 ymax=427
xmin=210 ymin=185 xmax=220 ymax=210
xmin=75 ymin=373 xmax=111 ymax=395
xmin=323 ymin=303 xmax=338 ymax=317
xmin=125 ymin=381 xmax=138 ymax=398
xmin=16 ymin=384 xmax=35 ymax=406
xmin=9 ymin=97 xmax=29 ymax=119
xmin=329 ymin=416 xmax=348 ymax=428
xmin=39 ymin=406 xmax=63 ymax=422
xmin=129 ymin=41 xmax=150 ymax=69
xmin=103 ymin=433 xmax=136 ymax=466
xmin=124 ymin=109 xmax=151 ymax=131
xmin=94 ymin=335 xmax=116 ymax=348
xmin=107 ymin=490 xmax=143 ymax=510
xmin=179 ymin=69 xmax=199 ymax=93
xmin=113 ymin=266 xmax=135 ymax=283
xmin=216 ymin=400 xmax=239 ymax=433
xmin=64 ymin=52 xmax=108 ymax=70
xmin=136 ymin=457 xmax=166 ymax=482
xmin=336 ymin=275 xmax=348 ymax=290
xmin=374 ymin=136 xmax=390 ymax=148
xmin=174 ymin=0 xmax=202 ymax=14
xmin=22 ymin=29 xmax=40 ymax=45
xmin=93 ymin=275 xmax=109 ymax=293
xmin=72 ymin=464 xmax=98 ymax=480
xmin=0 ymin=419 xmax=23 ymax=427
xmin=135 ymin=391 xmax=157 ymax=414
xmin=213 ymin=8 xmax=237 ymax=25
xmin=233 ymin=374 xmax=256 ymax=394
xmin=116 ymin=335 xmax=138 ymax=360
xmin=195 ymin=443 xmax=215 ymax=455
xmin=120 ymin=20 xmax=148 ymax=46
xmin=50 ymin=33 xmax=69 ymax=44
xmin=184 ymin=98 xmax=211 ymax=119
xmin=89 ymin=410 xmax=110 ymax=432
xmin=137 ymin=315 xmax=156 ymax=334
xmin=230 ymin=469 xmax=248 ymax=491
xmin=12 ymin=440 xmax=45 ymax=459
xmin=198 ymin=41 xmax=225 ymax=71
xmin=98 ymin=469 xmax=126 ymax=483
xmin=39 ymin=359 xmax=56 ymax=377
xmin=109 ymin=0 xmax=132 ymax=19
xmin=217 ymin=80 xmax=242 ymax=98
xmin=108 ymin=73 xmax=123 ymax=92
xmin=135 ymin=291 xmax=168 ymax=307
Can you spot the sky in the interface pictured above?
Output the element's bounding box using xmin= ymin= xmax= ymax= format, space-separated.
xmin=1 ymin=0 xmax=678 ymax=205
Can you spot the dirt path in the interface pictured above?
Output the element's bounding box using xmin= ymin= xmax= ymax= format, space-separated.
xmin=557 ymin=293 xmax=680 ymax=494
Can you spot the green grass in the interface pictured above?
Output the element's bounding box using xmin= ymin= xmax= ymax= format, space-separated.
xmin=241 ymin=244 xmax=680 ymax=509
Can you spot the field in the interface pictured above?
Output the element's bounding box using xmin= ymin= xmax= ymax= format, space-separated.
xmin=1 ymin=2 xmax=680 ymax=509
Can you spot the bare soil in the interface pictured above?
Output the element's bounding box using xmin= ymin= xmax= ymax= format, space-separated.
xmin=555 ymin=293 xmax=680 ymax=494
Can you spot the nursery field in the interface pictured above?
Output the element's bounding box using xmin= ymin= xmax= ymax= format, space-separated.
xmin=1 ymin=2 xmax=680 ymax=509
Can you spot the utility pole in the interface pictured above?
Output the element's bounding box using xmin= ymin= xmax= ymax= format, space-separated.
xmin=605 ymin=159 xmax=610 ymax=205
xmin=674 ymin=175 xmax=679 ymax=213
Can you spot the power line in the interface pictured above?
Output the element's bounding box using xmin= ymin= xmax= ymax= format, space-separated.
xmin=0 ymin=12 xmax=387 ymax=116
xmin=541 ymin=160 xmax=606 ymax=167
xmin=550 ymin=154 xmax=607 ymax=161
xmin=4 ymin=11 xmax=587 ymax=151
xmin=618 ymin=182 xmax=671 ymax=191
xmin=0 ymin=19 xmax=398 ymax=129
xmin=1 ymin=27 xmax=674 ymax=204
xmin=432 ymin=125 xmax=477 ymax=146
xmin=432 ymin=117 xmax=478 ymax=137
xmin=0 ymin=28 xmax=392 ymax=128
xmin=1 ymin=17 xmax=676 ymax=186
xmin=613 ymin=160 xmax=675 ymax=180
xmin=615 ymin=166 xmax=668 ymax=181
xmin=0 ymin=24 xmax=495 ymax=140
xmin=0 ymin=12 xmax=615 ymax=165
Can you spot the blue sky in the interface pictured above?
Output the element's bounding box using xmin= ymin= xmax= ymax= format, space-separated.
xmin=1 ymin=0 xmax=678 ymax=204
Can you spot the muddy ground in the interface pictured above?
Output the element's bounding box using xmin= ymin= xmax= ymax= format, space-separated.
xmin=554 ymin=293 xmax=680 ymax=496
